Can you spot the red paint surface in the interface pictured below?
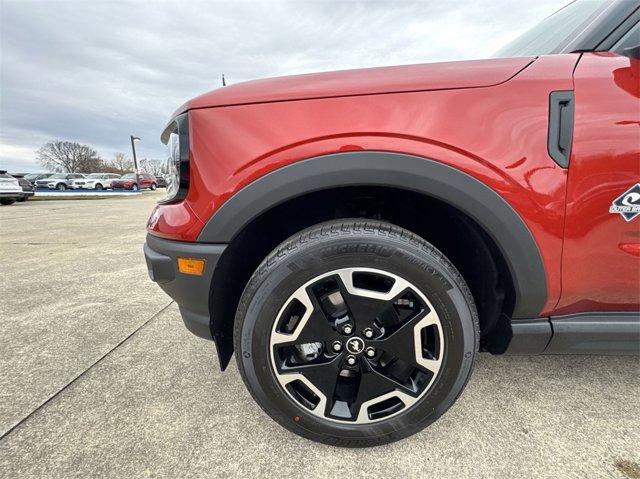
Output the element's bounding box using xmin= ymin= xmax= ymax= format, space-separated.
xmin=173 ymin=57 xmax=535 ymax=113
xmin=555 ymin=53 xmax=640 ymax=314
xmin=149 ymin=53 xmax=640 ymax=316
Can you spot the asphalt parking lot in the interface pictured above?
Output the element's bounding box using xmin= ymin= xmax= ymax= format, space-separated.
xmin=1 ymin=192 xmax=639 ymax=478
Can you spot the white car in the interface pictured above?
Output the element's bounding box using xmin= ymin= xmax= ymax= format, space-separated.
xmin=0 ymin=171 xmax=23 ymax=205
xmin=70 ymin=173 xmax=121 ymax=190
xmin=36 ymin=173 xmax=85 ymax=190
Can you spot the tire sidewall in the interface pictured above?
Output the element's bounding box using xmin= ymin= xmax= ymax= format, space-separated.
xmin=237 ymin=228 xmax=477 ymax=446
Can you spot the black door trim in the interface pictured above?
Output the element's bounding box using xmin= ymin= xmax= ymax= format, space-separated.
xmin=506 ymin=312 xmax=640 ymax=355
xmin=546 ymin=312 xmax=640 ymax=355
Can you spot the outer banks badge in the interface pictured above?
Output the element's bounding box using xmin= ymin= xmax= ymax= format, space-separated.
xmin=609 ymin=183 xmax=640 ymax=222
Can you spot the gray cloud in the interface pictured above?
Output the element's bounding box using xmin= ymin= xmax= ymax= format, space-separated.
xmin=0 ymin=0 xmax=563 ymax=172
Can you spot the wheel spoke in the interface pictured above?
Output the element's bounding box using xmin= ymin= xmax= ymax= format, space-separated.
xmin=378 ymin=309 xmax=440 ymax=372
xmin=275 ymin=310 xmax=337 ymax=347
xmin=281 ymin=355 xmax=343 ymax=415
xmin=271 ymin=288 xmax=339 ymax=346
xmin=352 ymin=360 xmax=410 ymax=419
xmin=334 ymin=273 xmax=397 ymax=330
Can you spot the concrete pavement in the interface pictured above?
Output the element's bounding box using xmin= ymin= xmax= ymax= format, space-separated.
xmin=1 ymin=192 xmax=638 ymax=478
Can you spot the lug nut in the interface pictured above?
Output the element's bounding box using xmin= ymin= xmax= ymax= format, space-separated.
xmin=332 ymin=341 xmax=342 ymax=352
xmin=346 ymin=355 xmax=357 ymax=366
xmin=365 ymin=347 xmax=376 ymax=358
xmin=342 ymin=324 xmax=353 ymax=335
xmin=363 ymin=328 xmax=374 ymax=339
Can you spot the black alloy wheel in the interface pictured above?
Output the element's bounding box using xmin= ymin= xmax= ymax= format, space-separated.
xmin=235 ymin=220 xmax=478 ymax=447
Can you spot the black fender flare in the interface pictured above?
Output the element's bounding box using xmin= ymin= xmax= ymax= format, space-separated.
xmin=198 ymin=151 xmax=547 ymax=319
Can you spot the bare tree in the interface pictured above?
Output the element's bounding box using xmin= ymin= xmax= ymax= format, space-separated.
xmin=36 ymin=140 xmax=103 ymax=173
xmin=107 ymin=152 xmax=134 ymax=174
xmin=139 ymin=158 xmax=164 ymax=176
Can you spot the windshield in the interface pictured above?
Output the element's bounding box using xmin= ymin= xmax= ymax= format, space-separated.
xmin=25 ymin=173 xmax=42 ymax=180
xmin=494 ymin=0 xmax=611 ymax=57
xmin=121 ymin=174 xmax=135 ymax=179
xmin=87 ymin=174 xmax=103 ymax=178
xmin=48 ymin=173 xmax=67 ymax=179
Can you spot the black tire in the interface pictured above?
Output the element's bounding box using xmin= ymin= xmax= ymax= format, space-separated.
xmin=95 ymin=184 xmax=103 ymax=191
xmin=0 ymin=198 xmax=17 ymax=205
xmin=234 ymin=220 xmax=479 ymax=447
xmin=131 ymin=184 xmax=139 ymax=191
xmin=17 ymin=196 xmax=27 ymax=202
xmin=56 ymin=183 xmax=66 ymax=191
xmin=150 ymin=182 xmax=157 ymax=191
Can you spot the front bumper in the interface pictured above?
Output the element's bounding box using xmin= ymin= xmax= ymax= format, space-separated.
xmin=143 ymin=234 xmax=226 ymax=340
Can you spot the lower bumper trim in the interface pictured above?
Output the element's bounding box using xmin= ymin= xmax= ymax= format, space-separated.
xmin=144 ymin=233 xmax=227 ymax=341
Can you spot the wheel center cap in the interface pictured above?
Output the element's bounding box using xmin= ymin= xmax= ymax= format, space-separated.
xmin=346 ymin=337 xmax=365 ymax=354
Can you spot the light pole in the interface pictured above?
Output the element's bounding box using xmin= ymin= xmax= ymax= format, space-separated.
xmin=130 ymin=135 xmax=141 ymax=187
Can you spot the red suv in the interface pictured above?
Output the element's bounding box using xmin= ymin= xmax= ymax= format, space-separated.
xmin=144 ymin=1 xmax=639 ymax=447
xmin=112 ymin=173 xmax=157 ymax=191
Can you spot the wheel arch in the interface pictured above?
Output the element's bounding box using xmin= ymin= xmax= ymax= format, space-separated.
xmin=200 ymin=151 xmax=548 ymax=368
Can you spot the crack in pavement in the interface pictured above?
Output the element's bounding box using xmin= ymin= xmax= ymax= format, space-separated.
xmin=0 ymin=300 xmax=175 ymax=441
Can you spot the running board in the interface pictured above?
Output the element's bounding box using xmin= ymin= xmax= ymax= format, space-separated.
xmin=505 ymin=312 xmax=640 ymax=355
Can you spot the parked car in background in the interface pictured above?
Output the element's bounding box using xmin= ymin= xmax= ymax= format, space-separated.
xmin=36 ymin=173 xmax=85 ymax=190
xmin=155 ymin=175 xmax=167 ymax=188
xmin=0 ymin=171 xmax=24 ymax=205
xmin=111 ymin=173 xmax=157 ymax=191
xmin=24 ymin=173 xmax=51 ymax=186
xmin=71 ymin=173 xmax=121 ymax=190
xmin=10 ymin=173 xmax=35 ymax=202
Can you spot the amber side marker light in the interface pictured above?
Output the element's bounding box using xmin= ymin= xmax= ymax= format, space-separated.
xmin=177 ymin=258 xmax=206 ymax=276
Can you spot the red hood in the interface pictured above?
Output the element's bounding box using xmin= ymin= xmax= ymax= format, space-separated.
xmin=175 ymin=57 xmax=535 ymax=114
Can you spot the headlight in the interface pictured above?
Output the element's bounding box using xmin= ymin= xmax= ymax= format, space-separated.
xmin=159 ymin=112 xmax=189 ymax=204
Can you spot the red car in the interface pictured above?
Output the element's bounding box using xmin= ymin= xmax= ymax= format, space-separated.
xmin=144 ymin=0 xmax=639 ymax=446
xmin=112 ymin=173 xmax=157 ymax=191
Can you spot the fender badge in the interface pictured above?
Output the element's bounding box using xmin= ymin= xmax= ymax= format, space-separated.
xmin=609 ymin=183 xmax=640 ymax=222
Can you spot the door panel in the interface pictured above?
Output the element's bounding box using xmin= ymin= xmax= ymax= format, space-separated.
xmin=556 ymin=52 xmax=640 ymax=314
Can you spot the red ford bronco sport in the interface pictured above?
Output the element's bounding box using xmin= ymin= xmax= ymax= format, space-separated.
xmin=144 ymin=0 xmax=640 ymax=446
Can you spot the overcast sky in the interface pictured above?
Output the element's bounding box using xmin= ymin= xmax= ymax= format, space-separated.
xmin=0 ymin=0 xmax=564 ymax=172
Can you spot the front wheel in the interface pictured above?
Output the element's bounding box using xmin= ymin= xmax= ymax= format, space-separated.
xmin=95 ymin=184 xmax=103 ymax=191
xmin=0 ymin=198 xmax=16 ymax=205
xmin=131 ymin=184 xmax=139 ymax=191
xmin=234 ymin=220 xmax=478 ymax=447
xmin=150 ymin=182 xmax=157 ymax=191
xmin=56 ymin=183 xmax=66 ymax=191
